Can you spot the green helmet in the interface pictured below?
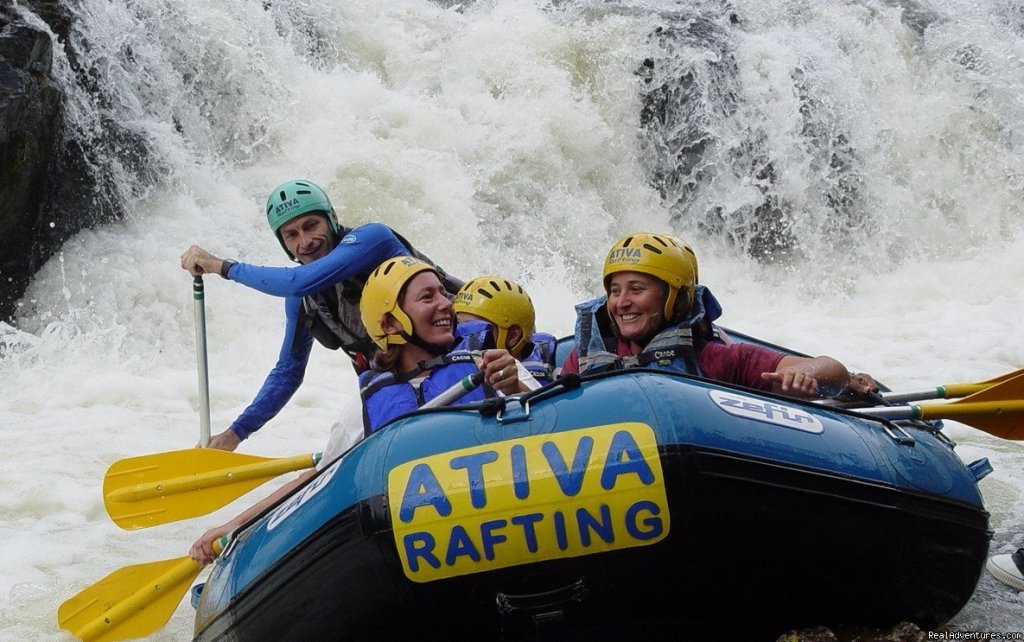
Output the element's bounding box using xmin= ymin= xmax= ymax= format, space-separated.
xmin=265 ymin=180 xmax=340 ymax=259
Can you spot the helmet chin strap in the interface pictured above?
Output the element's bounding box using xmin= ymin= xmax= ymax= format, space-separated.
xmin=325 ymin=224 xmax=339 ymax=249
xmin=403 ymin=331 xmax=450 ymax=357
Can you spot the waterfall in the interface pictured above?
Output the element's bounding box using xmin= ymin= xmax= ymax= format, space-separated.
xmin=1 ymin=0 xmax=1022 ymax=638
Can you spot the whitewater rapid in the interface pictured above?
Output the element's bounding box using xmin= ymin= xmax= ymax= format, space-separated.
xmin=2 ymin=0 xmax=1023 ymax=639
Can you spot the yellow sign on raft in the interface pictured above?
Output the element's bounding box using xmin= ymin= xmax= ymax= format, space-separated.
xmin=387 ymin=422 xmax=670 ymax=582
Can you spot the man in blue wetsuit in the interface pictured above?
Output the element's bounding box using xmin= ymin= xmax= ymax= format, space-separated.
xmin=180 ymin=179 xmax=461 ymax=451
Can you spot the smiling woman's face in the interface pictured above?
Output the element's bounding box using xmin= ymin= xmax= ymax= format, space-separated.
xmin=607 ymin=271 xmax=667 ymax=345
xmin=395 ymin=271 xmax=455 ymax=347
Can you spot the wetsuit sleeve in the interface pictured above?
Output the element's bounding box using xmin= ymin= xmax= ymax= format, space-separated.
xmin=559 ymin=347 xmax=581 ymax=375
xmin=698 ymin=342 xmax=785 ymax=391
xmin=229 ymin=297 xmax=313 ymax=440
xmin=228 ymin=223 xmax=410 ymax=298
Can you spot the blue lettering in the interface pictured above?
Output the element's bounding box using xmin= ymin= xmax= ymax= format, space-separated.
xmin=449 ymin=450 xmax=498 ymax=509
xmin=734 ymin=399 xmax=816 ymax=426
xmin=742 ymin=401 xmax=763 ymax=420
xmin=553 ymin=510 xmax=569 ymax=551
xmin=779 ymin=407 xmax=814 ymax=424
xmin=511 ymin=444 xmax=530 ymax=500
xmin=510 ymin=513 xmax=544 ymax=553
xmin=600 ymin=430 xmax=655 ymax=490
xmin=276 ymin=492 xmax=302 ymax=515
xmin=624 ymin=500 xmax=663 ymax=540
xmin=399 ymin=463 xmax=452 ymax=523
xmin=445 ymin=525 xmax=481 ymax=566
xmin=403 ymin=533 xmax=440 ymax=572
xmin=542 ymin=437 xmax=594 ymax=497
xmin=576 ymin=504 xmax=614 ymax=547
xmin=480 ymin=519 xmax=508 ymax=561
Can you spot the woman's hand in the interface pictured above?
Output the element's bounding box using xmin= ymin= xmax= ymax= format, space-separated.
xmin=845 ymin=372 xmax=880 ymax=395
xmin=762 ymin=355 xmax=861 ymax=399
xmin=479 ymin=349 xmax=520 ymax=395
xmin=761 ymin=363 xmax=822 ymax=396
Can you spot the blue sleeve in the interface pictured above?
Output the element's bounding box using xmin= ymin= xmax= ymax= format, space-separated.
xmin=229 ymin=297 xmax=313 ymax=440
xmin=228 ymin=223 xmax=410 ymax=298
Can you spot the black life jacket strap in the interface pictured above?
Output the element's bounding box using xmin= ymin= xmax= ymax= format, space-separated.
xmin=359 ymin=350 xmax=486 ymax=400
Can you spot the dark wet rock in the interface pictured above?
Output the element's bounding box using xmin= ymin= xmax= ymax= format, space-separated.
xmin=0 ymin=0 xmax=146 ymax=323
xmin=637 ymin=10 xmax=806 ymax=263
xmin=777 ymin=626 xmax=839 ymax=642
xmin=1 ymin=1 xmax=64 ymax=322
xmin=777 ymin=620 xmax=928 ymax=642
xmin=882 ymin=0 xmax=942 ymax=36
xmin=636 ymin=7 xmax=876 ymax=265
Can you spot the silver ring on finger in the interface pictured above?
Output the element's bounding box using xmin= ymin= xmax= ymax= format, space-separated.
xmin=498 ymin=369 xmax=505 ymax=380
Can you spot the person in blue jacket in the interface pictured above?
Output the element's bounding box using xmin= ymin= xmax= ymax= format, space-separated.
xmin=452 ymin=276 xmax=557 ymax=386
xmin=179 ymin=179 xmax=461 ymax=451
xmin=189 ymin=257 xmax=519 ymax=566
xmin=357 ymin=257 xmax=524 ymax=434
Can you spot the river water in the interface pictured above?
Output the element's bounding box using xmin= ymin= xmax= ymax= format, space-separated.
xmin=2 ymin=0 xmax=1023 ymax=639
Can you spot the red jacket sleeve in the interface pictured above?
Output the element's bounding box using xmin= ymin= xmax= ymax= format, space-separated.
xmin=698 ymin=342 xmax=785 ymax=391
xmin=560 ymin=347 xmax=581 ymax=375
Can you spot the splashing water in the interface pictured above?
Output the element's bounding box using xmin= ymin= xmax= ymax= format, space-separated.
xmin=2 ymin=0 xmax=1023 ymax=638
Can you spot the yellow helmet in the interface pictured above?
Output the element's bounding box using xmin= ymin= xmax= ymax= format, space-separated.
xmin=359 ymin=256 xmax=438 ymax=350
xmin=453 ymin=277 xmax=536 ymax=356
xmin=602 ymin=232 xmax=697 ymax=321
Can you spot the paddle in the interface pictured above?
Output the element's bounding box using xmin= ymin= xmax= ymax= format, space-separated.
xmin=426 ymin=368 xmax=486 ymax=407
xmin=58 ymin=536 xmax=227 ymax=642
xmin=854 ymin=373 xmax=1024 ymax=440
xmin=878 ymin=368 xmax=1024 ymax=404
xmin=104 ymin=450 xmax=322 ymax=530
xmin=68 ymin=370 xmax=489 ymax=639
xmin=193 ymin=275 xmax=212 ymax=447
xmin=104 ymin=370 xmax=487 ymax=530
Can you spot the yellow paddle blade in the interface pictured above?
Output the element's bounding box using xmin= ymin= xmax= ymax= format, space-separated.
xmin=57 ymin=556 xmax=201 ymax=642
xmin=918 ymin=373 xmax=1024 ymax=440
xmin=941 ymin=368 xmax=1024 ymax=398
xmin=877 ymin=368 xmax=1024 ymax=404
xmin=104 ymin=449 xmax=318 ymax=530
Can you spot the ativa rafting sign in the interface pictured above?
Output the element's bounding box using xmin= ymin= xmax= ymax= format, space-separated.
xmin=387 ymin=423 xmax=669 ymax=582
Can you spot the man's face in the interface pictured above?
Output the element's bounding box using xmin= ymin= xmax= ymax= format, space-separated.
xmin=279 ymin=213 xmax=334 ymax=264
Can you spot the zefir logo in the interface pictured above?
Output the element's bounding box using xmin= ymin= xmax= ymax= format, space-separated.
xmin=387 ymin=423 xmax=670 ymax=583
xmin=265 ymin=458 xmax=341 ymax=531
xmin=709 ymin=390 xmax=824 ymax=433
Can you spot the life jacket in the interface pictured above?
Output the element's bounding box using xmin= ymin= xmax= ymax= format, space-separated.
xmin=357 ymin=323 xmax=493 ymax=435
xmin=292 ymin=228 xmax=462 ymax=371
xmin=520 ymin=332 xmax=557 ymax=385
xmin=573 ymin=285 xmax=723 ymax=376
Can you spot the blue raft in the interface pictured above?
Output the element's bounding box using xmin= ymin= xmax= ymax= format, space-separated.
xmin=193 ymin=361 xmax=991 ymax=640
